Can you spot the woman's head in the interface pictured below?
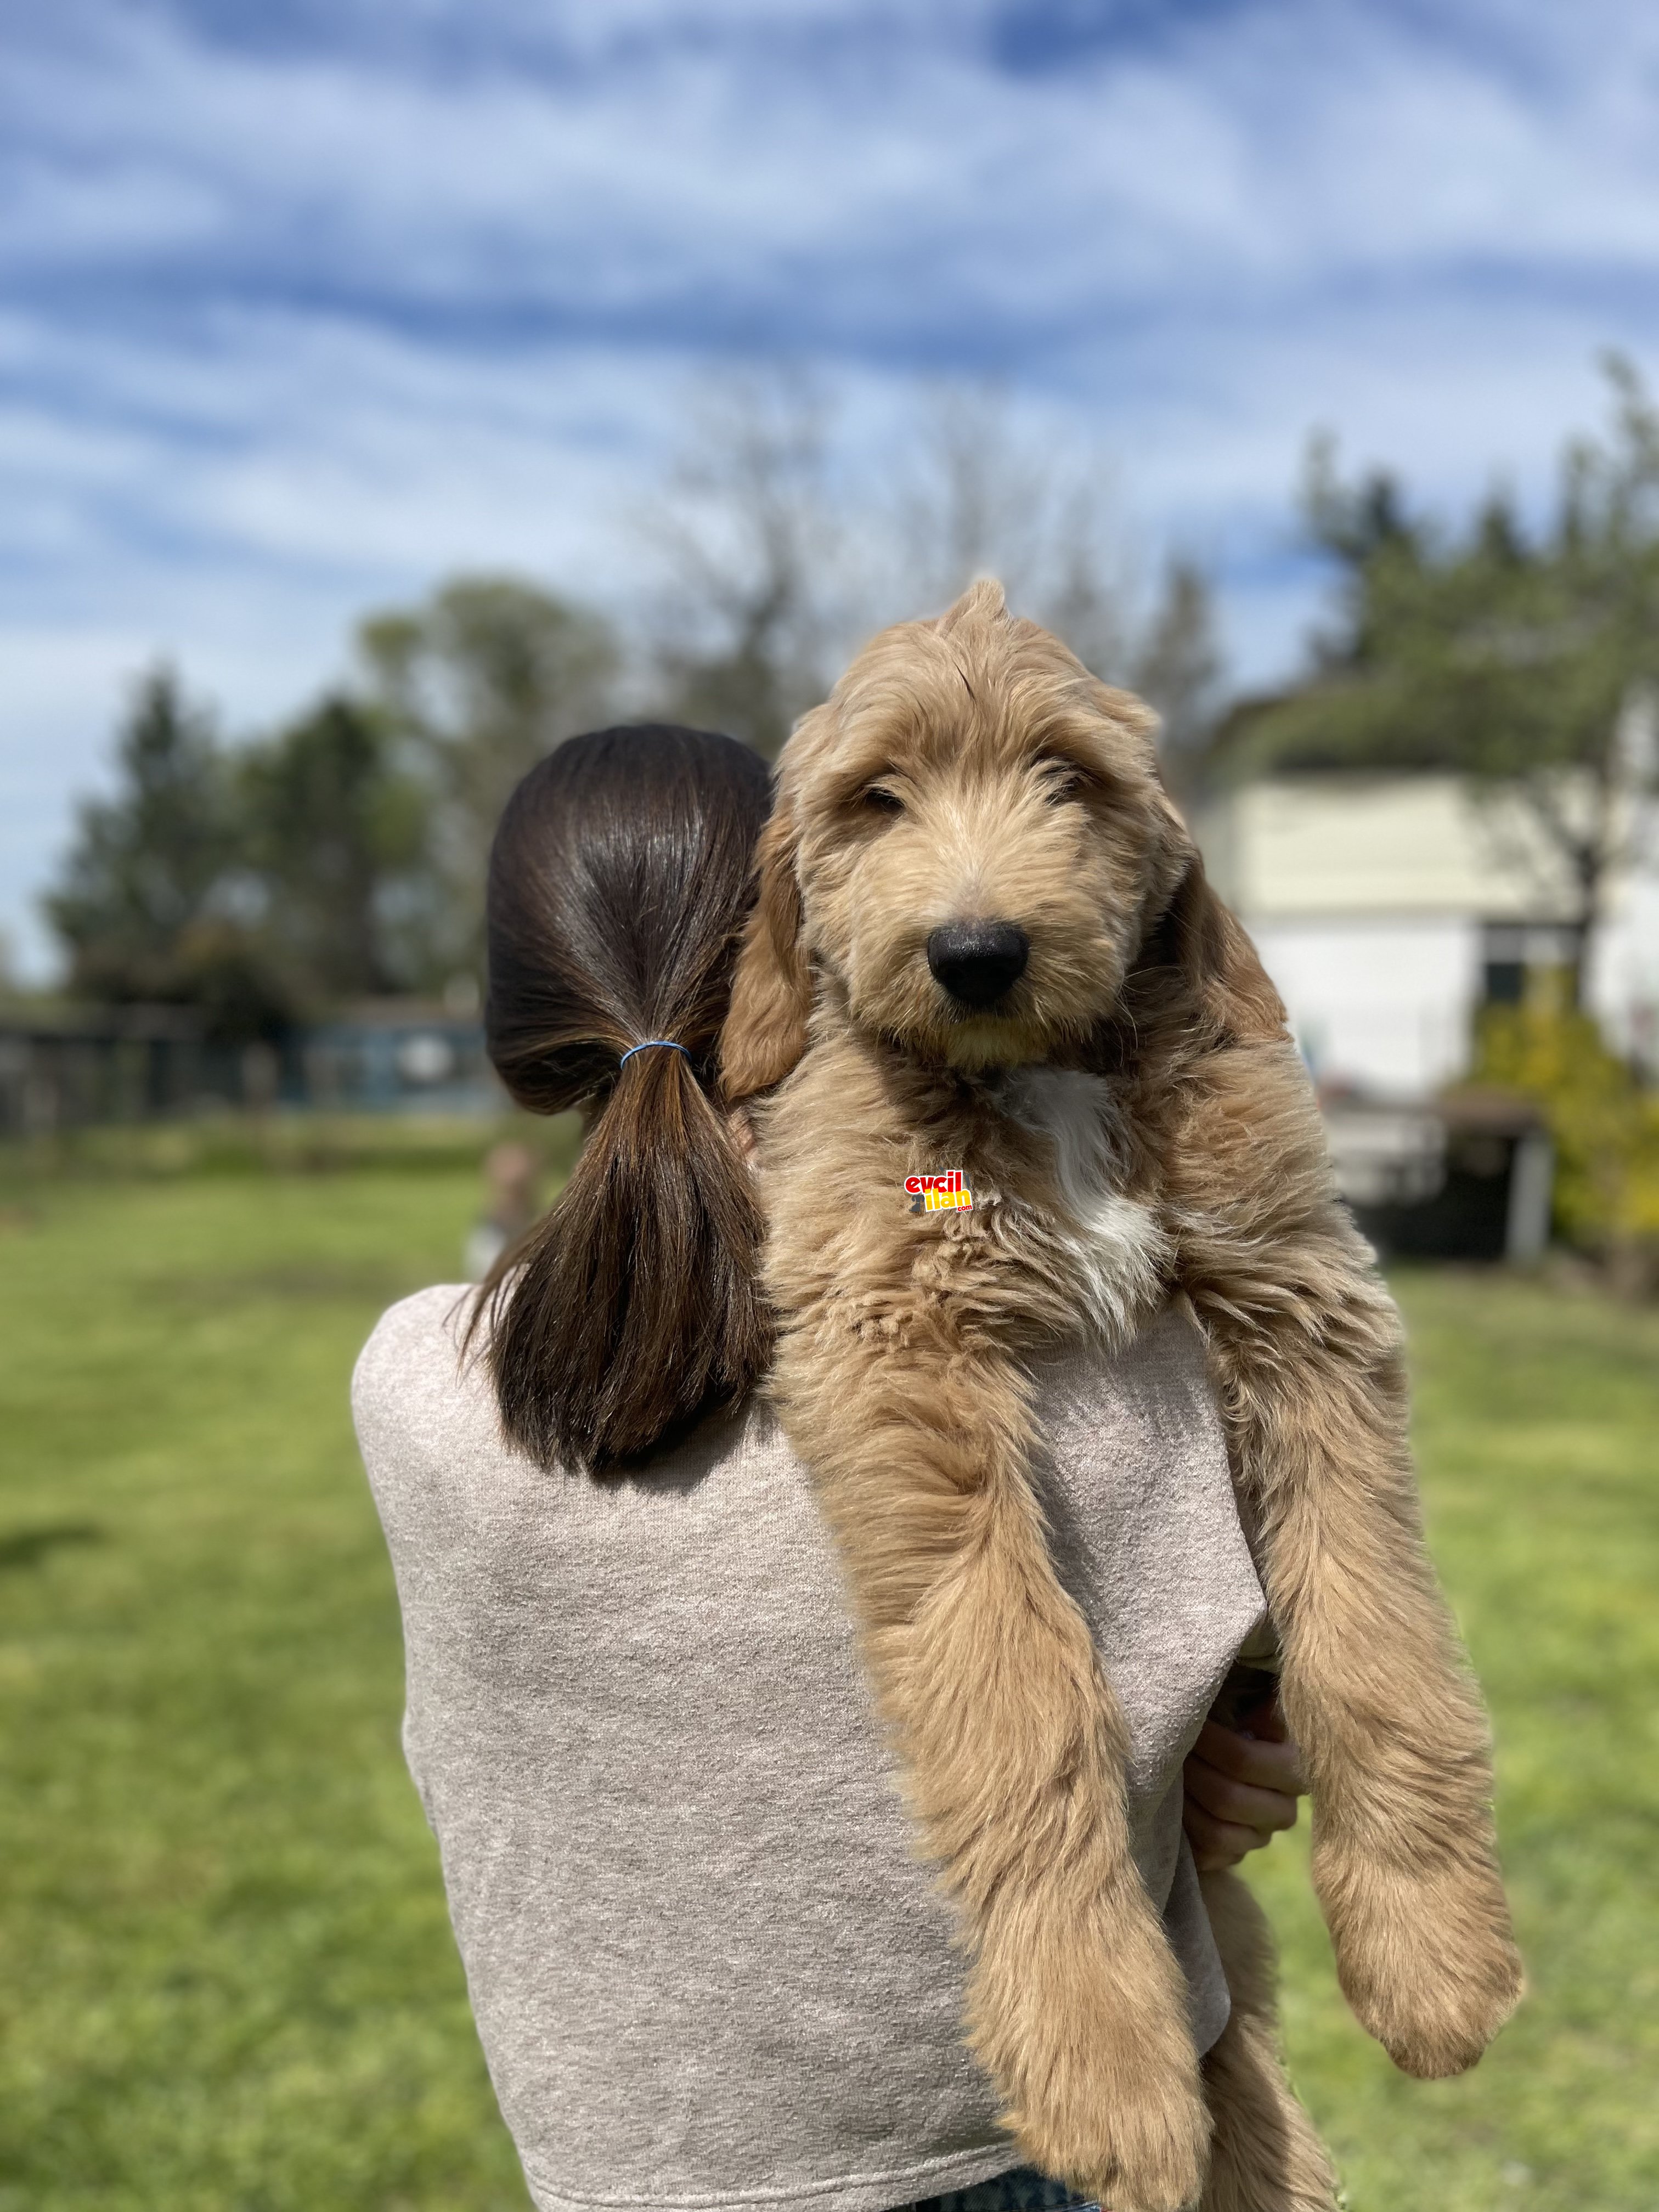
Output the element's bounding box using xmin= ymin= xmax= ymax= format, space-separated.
xmin=477 ymin=724 xmax=774 ymax=1473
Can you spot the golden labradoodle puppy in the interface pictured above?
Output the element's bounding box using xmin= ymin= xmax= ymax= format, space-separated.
xmin=719 ymin=582 xmax=1522 ymax=2212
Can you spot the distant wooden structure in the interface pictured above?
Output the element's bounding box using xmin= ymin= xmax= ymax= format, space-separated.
xmin=296 ymin=1002 xmax=500 ymax=1116
xmin=0 ymin=1002 xmax=213 ymax=1135
xmin=1321 ymin=1089 xmax=1554 ymax=1264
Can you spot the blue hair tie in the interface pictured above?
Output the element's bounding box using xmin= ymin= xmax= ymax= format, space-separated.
xmin=618 ymin=1039 xmax=691 ymax=1068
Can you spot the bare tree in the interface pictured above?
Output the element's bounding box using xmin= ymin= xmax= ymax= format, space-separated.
xmin=359 ymin=575 xmax=621 ymax=978
xmin=1130 ymin=557 xmax=1226 ymax=792
xmin=642 ymin=369 xmax=847 ymax=755
xmin=640 ymin=368 xmax=1226 ymax=766
xmin=890 ymin=385 xmax=1052 ymax=613
xmin=885 ymin=382 xmax=1134 ymax=679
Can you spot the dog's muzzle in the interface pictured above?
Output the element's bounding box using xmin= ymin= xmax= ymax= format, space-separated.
xmin=927 ymin=920 xmax=1030 ymax=1009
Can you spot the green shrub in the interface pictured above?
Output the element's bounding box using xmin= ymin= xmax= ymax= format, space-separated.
xmin=1470 ymin=1006 xmax=1659 ymax=1267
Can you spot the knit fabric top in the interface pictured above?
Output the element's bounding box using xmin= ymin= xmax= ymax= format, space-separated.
xmin=353 ymin=1286 xmax=1267 ymax=2212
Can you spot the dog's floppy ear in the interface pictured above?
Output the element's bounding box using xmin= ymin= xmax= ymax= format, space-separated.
xmin=1128 ymin=805 xmax=1285 ymax=1051
xmin=720 ymin=787 xmax=813 ymax=1103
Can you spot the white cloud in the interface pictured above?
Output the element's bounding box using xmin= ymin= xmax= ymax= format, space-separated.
xmin=12 ymin=3 xmax=1659 ymax=319
xmin=3 ymin=0 xmax=1658 ymax=975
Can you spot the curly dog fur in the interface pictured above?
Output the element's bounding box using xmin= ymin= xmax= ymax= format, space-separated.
xmin=1198 ymin=1869 xmax=1340 ymax=2212
xmin=719 ymin=582 xmax=1522 ymax=2211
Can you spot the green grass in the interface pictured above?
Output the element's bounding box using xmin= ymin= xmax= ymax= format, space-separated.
xmin=1251 ymin=1268 xmax=1659 ymax=2211
xmin=0 ymin=1167 xmax=527 ymax=2211
xmin=2 ymin=1171 xmax=1656 ymax=2210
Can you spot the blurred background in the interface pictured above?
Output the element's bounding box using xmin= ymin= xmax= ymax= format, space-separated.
xmin=2 ymin=5 xmax=1656 ymax=2209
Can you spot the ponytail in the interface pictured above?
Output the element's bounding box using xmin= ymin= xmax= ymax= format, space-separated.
xmin=470 ymin=726 xmax=774 ymax=1473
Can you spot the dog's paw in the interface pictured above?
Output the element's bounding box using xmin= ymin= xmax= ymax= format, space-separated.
xmin=1011 ymin=2053 xmax=1210 ymax=2212
xmin=1316 ymin=1843 xmax=1524 ymax=2078
xmin=979 ymin=1915 xmax=1210 ymax=2211
xmin=1081 ymin=2062 xmax=1211 ymax=2212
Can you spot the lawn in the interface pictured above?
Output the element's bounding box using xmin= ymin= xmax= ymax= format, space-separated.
xmin=1 ymin=1159 xmax=1655 ymax=2210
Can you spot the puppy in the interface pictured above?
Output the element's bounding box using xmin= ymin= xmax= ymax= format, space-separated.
xmin=719 ymin=582 xmax=1522 ymax=2211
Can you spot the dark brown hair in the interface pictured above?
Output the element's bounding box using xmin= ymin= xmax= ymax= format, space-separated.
xmin=473 ymin=725 xmax=774 ymax=1472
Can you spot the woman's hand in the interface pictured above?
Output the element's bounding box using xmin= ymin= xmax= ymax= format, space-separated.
xmin=1182 ymin=1691 xmax=1307 ymax=1872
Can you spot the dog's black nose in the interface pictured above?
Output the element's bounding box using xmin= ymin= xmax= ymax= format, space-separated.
xmin=927 ymin=921 xmax=1030 ymax=1008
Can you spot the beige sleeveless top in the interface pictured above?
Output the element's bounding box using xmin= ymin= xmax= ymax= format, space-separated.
xmin=353 ymin=1287 xmax=1267 ymax=2212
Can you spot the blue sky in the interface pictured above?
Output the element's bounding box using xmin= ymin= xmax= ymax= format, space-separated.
xmin=4 ymin=0 xmax=1658 ymax=975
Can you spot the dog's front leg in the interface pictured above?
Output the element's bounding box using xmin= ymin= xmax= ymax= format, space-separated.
xmin=1165 ymin=1038 xmax=1523 ymax=2079
xmin=763 ymin=1153 xmax=1208 ymax=2207
xmin=775 ymin=1320 xmax=1210 ymax=2209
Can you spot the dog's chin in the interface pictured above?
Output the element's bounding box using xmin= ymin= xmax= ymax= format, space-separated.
xmin=861 ymin=1008 xmax=1068 ymax=1074
xmin=938 ymin=1014 xmax=1053 ymax=1071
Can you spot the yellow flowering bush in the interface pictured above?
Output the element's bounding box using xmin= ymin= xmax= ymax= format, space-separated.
xmin=1471 ymin=1006 xmax=1659 ymax=1270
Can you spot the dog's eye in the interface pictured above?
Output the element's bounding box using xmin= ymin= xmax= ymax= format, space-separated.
xmin=861 ymin=783 xmax=905 ymax=816
xmin=1037 ymin=757 xmax=1086 ymax=804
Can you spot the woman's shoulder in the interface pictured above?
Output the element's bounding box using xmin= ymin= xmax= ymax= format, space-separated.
xmin=352 ymin=1283 xmax=490 ymax=1485
xmin=354 ymin=1280 xmax=473 ymax=1400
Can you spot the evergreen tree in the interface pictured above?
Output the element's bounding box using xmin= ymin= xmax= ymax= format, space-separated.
xmin=44 ymin=668 xmax=285 ymax=1037
xmin=237 ymin=694 xmax=430 ymax=1006
xmin=1224 ymin=358 xmax=1659 ymax=999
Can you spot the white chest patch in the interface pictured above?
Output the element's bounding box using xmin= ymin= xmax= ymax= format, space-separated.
xmin=997 ymin=1066 xmax=1171 ymax=1348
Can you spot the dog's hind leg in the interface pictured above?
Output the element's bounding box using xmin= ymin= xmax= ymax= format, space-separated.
xmin=1197 ymin=1870 xmax=1339 ymax=2212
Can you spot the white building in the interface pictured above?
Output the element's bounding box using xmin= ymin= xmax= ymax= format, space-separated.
xmin=1194 ymin=772 xmax=1659 ymax=1099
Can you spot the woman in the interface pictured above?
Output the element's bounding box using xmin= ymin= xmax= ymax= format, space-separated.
xmin=353 ymin=725 xmax=1302 ymax=2212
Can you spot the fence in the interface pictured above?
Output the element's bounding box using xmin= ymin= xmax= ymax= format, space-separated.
xmin=0 ymin=1001 xmax=501 ymax=1134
